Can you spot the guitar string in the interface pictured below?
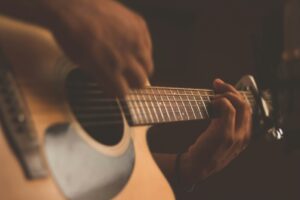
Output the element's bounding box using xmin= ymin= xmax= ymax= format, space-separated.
xmin=72 ymin=97 xmax=256 ymax=110
xmin=72 ymin=100 xmax=256 ymax=111
xmin=67 ymin=83 xmax=254 ymax=94
xmin=73 ymin=98 xmax=256 ymax=125
xmin=67 ymin=84 xmax=253 ymax=94
xmin=68 ymin=95 xmax=255 ymax=101
xmin=75 ymin=102 xmax=256 ymax=119
xmin=70 ymin=94 xmax=255 ymax=114
xmin=68 ymin=85 xmax=256 ymax=125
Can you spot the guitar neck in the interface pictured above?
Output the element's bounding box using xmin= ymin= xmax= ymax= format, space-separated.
xmin=122 ymin=86 xmax=256 ymax=126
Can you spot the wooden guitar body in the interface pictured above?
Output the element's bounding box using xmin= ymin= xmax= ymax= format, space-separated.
xmin=0 ymin=16 xmax=175 ymax=200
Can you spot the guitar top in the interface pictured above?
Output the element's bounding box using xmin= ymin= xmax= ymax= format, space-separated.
xmin=0 ymin=15 xmax=275 ymax=200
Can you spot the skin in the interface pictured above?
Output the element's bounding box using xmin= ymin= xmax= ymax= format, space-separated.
xmin=155 ymin=79 xmax=251 ymax=187
xmin=180 ymin=78 xmax=252 ymax=186
xmin=0 ymin=0 xmax=252 ymax=190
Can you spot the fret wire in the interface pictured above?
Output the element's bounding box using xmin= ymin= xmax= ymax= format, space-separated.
xmin=177 ymin=89 xmax=189 ymax=120
xmin=68 ymin=93 xmax=254 ymax=101
xmin=68 ymin=92 xmax=254 ymax=103
xmin=187 ymin=90 xmax=203 ymax=119
xmin=78 ymin=110 xmax=208 ymax=120
xmin=126 ymin=95 xmax=139 ymax=124
xmin=75 ymin=103 xmax=228 ymax=111
xmin=76 ymin=102 xmax=257 ymax=126
xmin=71 ymin=82 xmax=250 ymax=94
xmin=73 ymin=103 xmax=257 ymax=119
xmin=69 ymin=89 xmax=253 ymax=98
xmin=69 ymin=83 xmax=257 ymax=126
xmin=164 ymin=89 xmax=177 ymax=121
xmin=125 ymin=105 xmax=204 ymax=124
xmin=69 ymin=84 xmax=253 ymax=96
xmin=136 ymin=90 xmax=150 ymax=124
xmin=71 ymin=98 xmax=256 ymax=106
xmin=195 ymin=90 xmax=204 ymax=119
xmin=150 ymin=88 xmax=163 ymax=122
xmin=80 ymin=113 xmax=213 ymax=126
xmin=70 ymin=88 xmax=250 ymax=96
xmin=152 ymin=88 xmax=165 ymax=122
xmin=147 ymin=89 xmax=159 ymax=123
xmin=141 ymin=91 xmax=154 ymax=123
xmin=125 ymin=95 xmax=155 ymax=124
xmin=201 ymin=91 xmax=209 ymax=117
xmin=170 ymin=90 xmax=183 ymax=120
xmin=72 ymin=101 xmax=255 ymax=119
xmin=158 ymin=89 xmax=171 ymax=122
xmin=142 ymin=88 xmax=252 ymax=96
xmin=131 ymin=91 xmax=144 ymax=124
xmin=184 ymin=90 xmax=197 ymax=119
xmin=72 ymin=98 xmax=215 ymax=103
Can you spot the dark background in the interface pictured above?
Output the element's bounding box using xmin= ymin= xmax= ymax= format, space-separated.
xmin=123 ymin=1 xmax=300 ymax=199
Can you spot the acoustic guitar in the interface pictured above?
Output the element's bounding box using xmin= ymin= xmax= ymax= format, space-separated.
xmin=0 ymin=16 xmax=273 ymax=200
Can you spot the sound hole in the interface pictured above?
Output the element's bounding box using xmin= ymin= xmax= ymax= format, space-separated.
xmin=65 ymin=69 xmax=124 ymax=146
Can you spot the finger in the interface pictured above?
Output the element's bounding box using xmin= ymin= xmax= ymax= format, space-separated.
xmin=131 ymin=16 xmax=154 ymax=76
xmin=137 ymin=15 xmax=153 ymax=51
xmin=95 ymin=68 xmax=130 ymax=97
xmin=215 ymin=92 xmax=251 ymax=131
xmin=123 ymin=56 xmax=148 ymax=89
xmin=133 ymin=41 xmax=154 ymax=76
xmin=77 ymin=58 xmax=130 ymax=97
xmin=213 ymin=79 xmax=239 ymax=95
xmin=211 ymin=97 xmax=236 ymax=136
xmin=216 ymin=92 xmax=252 ymax=147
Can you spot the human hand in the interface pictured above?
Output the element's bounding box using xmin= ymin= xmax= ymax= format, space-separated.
xmin=180 ymin=79 xmax=252 ymax=186
xmin=41 ymin=0 xmax=153 ymax=96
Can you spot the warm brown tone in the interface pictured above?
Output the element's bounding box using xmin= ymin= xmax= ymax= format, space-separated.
xmin=0 ymin=16 xmax=174 ymax=200
xmin=122 ymin=0 xmax=300 ymax=199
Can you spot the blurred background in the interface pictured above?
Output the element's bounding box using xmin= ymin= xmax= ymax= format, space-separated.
xmin=123 ymin=0 xmax=300 ymax=199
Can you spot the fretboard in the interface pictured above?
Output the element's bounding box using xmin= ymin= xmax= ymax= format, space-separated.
xmin=122 ymin=86 xmax=256 ymax=126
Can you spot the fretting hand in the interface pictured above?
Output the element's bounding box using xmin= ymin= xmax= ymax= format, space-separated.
xmin=179 ymin=79 xmax=252 ymax=186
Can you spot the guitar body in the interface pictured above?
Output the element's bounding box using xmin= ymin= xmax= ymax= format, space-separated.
xmin=0 ymin=16 xmax=174 ymax=200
